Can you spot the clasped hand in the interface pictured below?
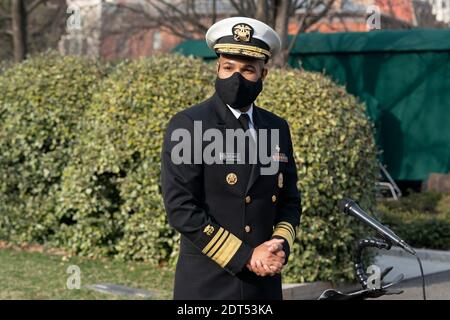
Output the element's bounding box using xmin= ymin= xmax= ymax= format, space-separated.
xmin=246 ymin=238 xmax=285 ymax=277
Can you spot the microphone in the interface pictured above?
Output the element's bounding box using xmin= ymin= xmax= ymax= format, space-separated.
xmin=338 ymin=198 xmax=416 ymax=255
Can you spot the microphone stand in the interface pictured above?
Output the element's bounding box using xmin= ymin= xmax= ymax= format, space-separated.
xmin=317 ymin=236 xmax=404 ymax=300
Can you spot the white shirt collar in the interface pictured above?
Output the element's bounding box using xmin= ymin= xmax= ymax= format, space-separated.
xmin=226 ymin=103 xmax=254 ymax=124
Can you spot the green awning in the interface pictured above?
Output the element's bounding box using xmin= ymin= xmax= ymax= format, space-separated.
xmin=291 ymin=29 xmax=450 ymax=54
xmin=172 ymin=40 xmax=217 ymax=60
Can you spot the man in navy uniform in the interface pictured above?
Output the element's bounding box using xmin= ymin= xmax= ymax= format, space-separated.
xmin=161 ymin=17 xmax=301 ymax=300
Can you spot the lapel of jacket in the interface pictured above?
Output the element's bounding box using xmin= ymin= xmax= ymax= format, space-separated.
xmin=211 ymin=92 xmax=242 ymax=131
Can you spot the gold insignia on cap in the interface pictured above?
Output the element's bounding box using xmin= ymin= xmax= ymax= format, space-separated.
xmin=278 ymin=172 xmax=283 ymax=188
xmin=226 ymin=173 xmax=238 ymax=185
xmin=203 ymin=224 xmax=214 ymax=236
xmin=232 ymin=23 xmax=253 ymax=42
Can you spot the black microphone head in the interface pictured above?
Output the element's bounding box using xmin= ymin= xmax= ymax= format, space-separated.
xmin=338 ymin=198 xmax=355 ymax=213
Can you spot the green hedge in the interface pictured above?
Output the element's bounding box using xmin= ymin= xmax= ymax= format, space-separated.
xmin=378 ymin=192 xmax=450 ymax=250
xmin=0 ymin=53 xmax=379 ymax=283
xmin=55 ymin=55 xmax=215 ymax=260
xmin=258 ymin=70 xmax=378 ymax=282
xmin=0 ymin=52 xmax=106 ymax=242
xmin=0 ymin=60 xmax=10 ymax=75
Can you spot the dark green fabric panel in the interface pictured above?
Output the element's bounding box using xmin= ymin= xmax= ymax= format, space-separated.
xmin=172 ymin=40 xmax=217 ymax=59
xmin=294 ymin=51 xmax=450 ymax=180
xmin=290 ymin=29 xmax=450 ymax=54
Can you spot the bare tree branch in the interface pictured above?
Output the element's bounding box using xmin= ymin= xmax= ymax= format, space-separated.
xmin=255 ymin=0 xmax=268 ymax=23
xmin=153 ymin=0 xmax=209 ymax=34
xmin=212 ymin=0 xmax=217 ymax=24
xmin=29 ymin=2 xmax=64 ymax=36
xmin=69 ymin=0 xmax=338 ymax=66
xmin=287 ymin=0 xmax=336 ymax=55
xmin=229 ymin=0 xmax=247 ymax=17
xmin=27 ymin=0 xmax=46 ymax=14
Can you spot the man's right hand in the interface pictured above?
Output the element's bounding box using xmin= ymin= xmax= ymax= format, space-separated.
xmin=246 ymin=238 xmax=285 ymax=277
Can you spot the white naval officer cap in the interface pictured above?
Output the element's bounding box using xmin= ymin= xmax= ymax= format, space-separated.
xmin=206 ymin=17 xmax=281 ymax=62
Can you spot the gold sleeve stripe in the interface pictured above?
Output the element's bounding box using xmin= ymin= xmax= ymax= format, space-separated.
xmin=273 ymin=222 xmax=296 ymax=249
xmin=209 ymin=232 xmax=230 ymax=258
xmin=211 ymin=233 xmax=243 ymax=268
xmin=272 ymin=228 xmax=294 ymax=249
xmin=202 ymin=227 xmax=243 ymax=269
xmin=277 ymin=222 xmax=295 ymax=239
xmin=277 ymin=221 xmax=295 ymax=233
xmin=204 ymin=229 xmax=229 ymax=256
xmin=277 ymin=225 xmax=295 ymax=244
xmin=202 ymin=227 xmax=226 ymax=255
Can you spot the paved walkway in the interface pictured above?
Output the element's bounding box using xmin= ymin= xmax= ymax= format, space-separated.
xmin=373 ymin=247 xmax=450 ymax=300
xmin=374 ymin=248 xmax=450 ymax=282
xmin=377 ymin=269 xmax=450 ymax=300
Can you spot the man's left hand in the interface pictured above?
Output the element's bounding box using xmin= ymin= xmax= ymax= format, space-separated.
xmin=246 ymin=239 xmax=286 ymax=276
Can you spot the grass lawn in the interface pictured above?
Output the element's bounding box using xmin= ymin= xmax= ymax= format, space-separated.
xmin=0 ymin=247 xmax=175 ymax=300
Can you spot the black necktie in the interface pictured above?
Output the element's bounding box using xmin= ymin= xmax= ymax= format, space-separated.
xmin=238 ymin=113 xmax=251 ymax=131
xmin=237 ymin=113 xmax=256 ymax=166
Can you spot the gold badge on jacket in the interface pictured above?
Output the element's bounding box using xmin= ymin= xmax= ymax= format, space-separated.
xmin=272 ymin=145 xmax=288 ymax=162
xmin=226 ymin=173 xmax=238 ymax=185
xmin=278 ymin=172 xmax=283 ymax=188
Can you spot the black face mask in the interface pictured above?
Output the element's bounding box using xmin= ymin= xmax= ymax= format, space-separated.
xmin=215 ymin=72 xmax=263 ymax=109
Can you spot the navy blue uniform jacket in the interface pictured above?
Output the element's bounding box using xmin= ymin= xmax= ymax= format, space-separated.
xmin=161 ymin=93 xmax=301 ymax=300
